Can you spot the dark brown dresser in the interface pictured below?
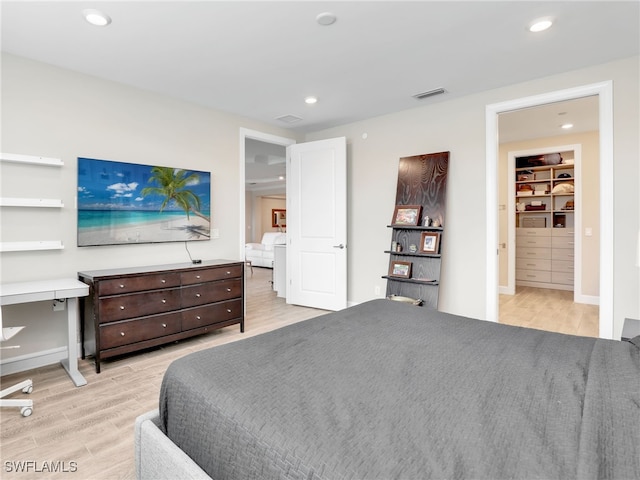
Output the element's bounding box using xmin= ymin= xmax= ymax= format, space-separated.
xmin=78 ymin=260 xmax=244 ymax=373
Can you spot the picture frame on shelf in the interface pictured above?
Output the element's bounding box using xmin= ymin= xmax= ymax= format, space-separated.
xmin=419 ymin=232 xmax=440 ymax=254
xmin=392 ymin=205 xmax=422 ymax=226
xmin=389 ymin=260 xmax=412 ymax=278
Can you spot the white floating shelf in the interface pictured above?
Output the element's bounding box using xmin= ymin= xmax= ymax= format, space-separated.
xmin=0 ymin=241 xmax=64 ymax=252
xmin=0 ymin=152 xmax=63 ymax=167
xmin=0 ymin=197 xmax=64 ymax=208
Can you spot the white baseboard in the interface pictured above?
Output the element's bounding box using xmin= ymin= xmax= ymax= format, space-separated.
xmin=0 ymin=346 xmax=70 ymax=376
xmin=499 ymin=285 xmax=514 ymax=295
xmin=575 ymin=294 xmax=600 ymax=306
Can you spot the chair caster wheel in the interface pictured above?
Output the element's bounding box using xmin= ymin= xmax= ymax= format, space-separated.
xmin=20 ymin=406 xmax=33 ymax=417
xmin=22 ymin=385 xmax=33 ymax=394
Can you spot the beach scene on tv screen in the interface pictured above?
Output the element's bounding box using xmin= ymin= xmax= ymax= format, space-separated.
xmin=77 ymin=157 xmax=211 ymax=246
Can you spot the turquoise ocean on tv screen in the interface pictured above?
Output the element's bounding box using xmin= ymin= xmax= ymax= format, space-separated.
xmin=78 ymin=210 xmax=202 ymax=229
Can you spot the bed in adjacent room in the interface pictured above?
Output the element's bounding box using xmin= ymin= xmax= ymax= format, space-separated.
xmin=135 ymin=299 xmax=640 ymax=480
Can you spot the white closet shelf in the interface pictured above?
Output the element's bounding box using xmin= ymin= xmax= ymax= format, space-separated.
xmin=0 ymin=241 xmax=64 ymax=252
xmin=0 ymin=152 xmax=63 ymax=167
xmin=0 ymin=198 xmax=64 ymax=208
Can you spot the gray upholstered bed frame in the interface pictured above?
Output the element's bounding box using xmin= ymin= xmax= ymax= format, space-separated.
xmin=135 ymin=409 xmax=211 ymax=480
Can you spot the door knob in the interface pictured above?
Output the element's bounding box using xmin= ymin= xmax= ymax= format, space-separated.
xmin=333 ymin=244 xmax=345 ymax=249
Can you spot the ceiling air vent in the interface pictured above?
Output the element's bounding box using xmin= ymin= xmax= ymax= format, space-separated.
xmin=275 ymin=114 xmax=303 ymax=123
xmin=412 ymin=88 xmax=446 ymax=100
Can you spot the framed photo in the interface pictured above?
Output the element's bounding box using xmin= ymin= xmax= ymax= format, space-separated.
xmin=272 ymin=208 xmax=286 ymax=228
xmin=392 ymin=205 xmax=422 ymax=226
xmin=419 ymin=232 xmax=441 ymax=254
xmin=389 ymin=260 xmax=412 ymax=278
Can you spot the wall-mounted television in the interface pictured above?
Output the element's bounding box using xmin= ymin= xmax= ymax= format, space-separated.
xmin=77 ymin=157 xmax=211 ymax=247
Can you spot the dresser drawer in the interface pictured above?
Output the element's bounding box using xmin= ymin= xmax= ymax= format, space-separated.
xmin=516 ymin=258 xmax=551 ymax=272
xmin=552 ymin=248 xmax=575 ymax=261
xmin=98 ymin=287 xmax=182 ymax=322
xmin=553 ymin=260 xmax=574 ymax=273
xmin=552 ymin=272 xmax=574 ymax=285
xmin=98 ymin=272 xmax=181 ymax=296
xmin=552 ymin=236 xmax=575 ymax=248
xmin=517 ymin=228 xmax=551 ymax=238
xmin=516 ymin=247 xmax=551 ymax=260
xmin=99 ymin=311 xmax=182 ymax=349
xmin=181 ymin=279 xmax=243 ymax=307
xmin=516 ymin=236 xmax=551 ymax=248
xmin=182 ymin=265 xmax=243 ymax=285
xmin=182 ymin=299 xmax=243 ymax=330
xmin=551 ymin=228 xmax=574 ymax=238
xmin=516 ymin=269 xmax=552 ymax=283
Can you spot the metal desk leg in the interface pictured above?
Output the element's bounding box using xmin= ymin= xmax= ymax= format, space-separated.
xmin=60 ymin=297 xmax=87 ymax=387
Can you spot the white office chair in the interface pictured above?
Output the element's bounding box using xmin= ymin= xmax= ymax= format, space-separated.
xmin=0 ymin=308 xmax=33 ymax=417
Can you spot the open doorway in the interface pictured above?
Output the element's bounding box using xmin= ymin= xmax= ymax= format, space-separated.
xmin=485 ymin=82 xmax=614 ymax=339
xmin=244 ymin=139 xmax=287 ymax=244
xmin=238 ymin=129 xmax=295 ymax=261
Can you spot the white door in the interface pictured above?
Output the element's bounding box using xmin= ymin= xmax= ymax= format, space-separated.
xmin=286 ymin=137 xmax=347 ymax=311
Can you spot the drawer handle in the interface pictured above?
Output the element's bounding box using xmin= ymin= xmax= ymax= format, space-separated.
xmin=196 ymin=275 xmax=201 ymax=279
xmin=161 ymin=279 xmax=166 ymax=284
xmin=120 ymin=306 xmax=125 ymax=310
xmin=226 ymin=271 xmax=231 ymax=275
xmin=196 ymin=315 xmax=201 ymax=320
xmin=162 ymin=299 xmax=166 ymax=304
xmin=196 ymin=293 xmax=201 ymax=298
xmin=162 ymin=323 xmax=167 ymax=328
xmin=526 ymin=263 xmax=536 ymax=266
xmin=227 ymin=309 xmax=232 ymax=313
xmin=527 ymin=241 xmax=537 ymax=244
xmin=527 ymin=275 xmax=536 ymax=278
xmin=226 ymin=288 xmax=232 ymax=292
xmin=526 ymin=253 xmax=536 ymax=256
xmin=120 ymin=332 xmax=125 ymax=336
xmin=119 ymin=284 xmax=125 ymax=289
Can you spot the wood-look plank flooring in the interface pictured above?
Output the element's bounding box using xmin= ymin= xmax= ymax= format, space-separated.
xmin=0 ymin=267 xmax=325 ymax=479
xmin=1 ymin=271 xmax=597 ymax=479
xmin=499 ymin=286 xmax=599 ymax=337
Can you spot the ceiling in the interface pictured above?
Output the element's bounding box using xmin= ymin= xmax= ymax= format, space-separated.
xmin=1 ymin=1 xmax=637 ymax=188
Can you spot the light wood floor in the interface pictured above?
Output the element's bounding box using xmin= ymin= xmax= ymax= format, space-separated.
xmin=0 ymin=271 xmax=597 ymax=479
xmin=0 ymin=267 xmax=325 ymax=479
xmin=499 ymin=285 xmax=599 ymax=337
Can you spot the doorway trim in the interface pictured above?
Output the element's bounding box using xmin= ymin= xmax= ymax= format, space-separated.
xmin=485 ymin=81 xmax=613 ymax=339
xmin=239 ymin=128 xmax=296 ymax=259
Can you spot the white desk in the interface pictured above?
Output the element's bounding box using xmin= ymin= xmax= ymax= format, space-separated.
xmin=0 ymin=278 xmax=89 ymax=387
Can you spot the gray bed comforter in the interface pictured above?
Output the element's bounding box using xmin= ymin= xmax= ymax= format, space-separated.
xmin=159 ymin=299 xmax=640 ymax=480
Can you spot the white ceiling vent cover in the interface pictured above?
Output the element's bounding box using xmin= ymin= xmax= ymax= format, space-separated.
xmin=412 ymin=88 xmax=446 ymax=100
xmin=275 ymin=114 xmax=303 ymax=123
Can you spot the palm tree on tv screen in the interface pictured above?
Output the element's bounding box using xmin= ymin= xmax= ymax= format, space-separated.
xmin=141 ymin=166 xmax=210 ymax=222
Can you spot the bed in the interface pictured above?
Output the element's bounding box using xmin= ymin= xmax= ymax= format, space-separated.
xmin=135 ymin=299 xmax=640 ymax=480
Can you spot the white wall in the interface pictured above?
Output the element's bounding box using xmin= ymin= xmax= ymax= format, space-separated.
xmin=0 ymin=53 xmax=297 ymax=366
xmin=306 ymin=56 xmax=639 ymax=339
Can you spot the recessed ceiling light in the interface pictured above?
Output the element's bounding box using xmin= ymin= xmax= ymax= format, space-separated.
xmin=83 ymin=9 xmax=112 ymax=27
xmin=561 ymin=123 xmax=574 ymax=129
xmin=316 ymin=12 xmax=337 ymax=26
xmin=529 ymin=18 xmax=553 ymax=33
xmin=304 ymin=96 xmax=318 ymax=105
